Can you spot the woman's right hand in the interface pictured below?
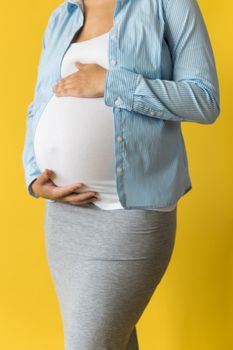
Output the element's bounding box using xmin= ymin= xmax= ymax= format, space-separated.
xmin=30 ymin=169 xmax=98 ymax=205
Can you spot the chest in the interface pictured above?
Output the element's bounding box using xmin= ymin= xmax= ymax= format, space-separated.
xmin=35 ymin=0 xmax=168 ymax=103
xmin=71 ymin=0 xmax=116 ymax=43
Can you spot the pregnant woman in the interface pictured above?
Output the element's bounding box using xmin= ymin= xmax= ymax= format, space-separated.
xmin=22 ymin=0 xmax=220 ymax=349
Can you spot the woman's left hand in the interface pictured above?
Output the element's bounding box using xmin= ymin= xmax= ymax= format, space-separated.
xmin=53 ymin=62 xmax=107 ymax=98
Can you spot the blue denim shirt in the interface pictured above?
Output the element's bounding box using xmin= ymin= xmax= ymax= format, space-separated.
xmin=22 ymin=0 xmax=220 ymax=209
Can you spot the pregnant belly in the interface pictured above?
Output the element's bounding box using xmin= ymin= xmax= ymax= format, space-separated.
xmin=34 ymin=94 xmax=116 ymax=194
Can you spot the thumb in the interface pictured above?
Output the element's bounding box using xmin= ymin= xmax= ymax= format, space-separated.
xmin=75 ymin=61 xmax=84 ymax=68
xmin=37 ymin=169 xmax=54 ymax=185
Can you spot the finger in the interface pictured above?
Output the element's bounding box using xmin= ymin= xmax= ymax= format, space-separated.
xmin=54 ymin=71 xmax=83 ymax=91
xmin=70 ymin=198 xmax=98 ymax=205
xmin=54 ymin=84 xmax=79 ymax=95
xmin=55 ymin=83 xmax=76 ymax=94
xmin=75 ymin=62 xmax=85 ymax=68
xmin=58 ymin=81 xmax=77 ymax=89
xmin=53 ymin=80 xmax=69 ymax=92
xmin=55 ymin=88 xmax=83 ymax=97
xmin=51 ymin=182 xmax=86 ymax=199
xmin=37 ymin=169 xmax=54 ymax=185
xmin=57 ymin=75 xmax=81 ymax=89
xmin=57 ymin=71 xmax=80 ymax=85
xmin=56 ymin=191 xmax=97 ymax=203
xmin=54 ymin=87 xmax=71 ymax=96
xmin=57 ymin=75 xmax=72 ymax=84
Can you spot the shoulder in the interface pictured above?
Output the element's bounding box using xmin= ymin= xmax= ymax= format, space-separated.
xmin=45 ymin=1 xmax=68 ymax=31
xmin=162 ymin=0 xmax=198 ymax=10
xmin=42 ymin=2 xmax=69 ymax=47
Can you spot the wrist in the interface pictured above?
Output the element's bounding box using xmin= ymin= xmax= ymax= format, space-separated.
xmin=98 ymin=68 xmax=107 ymax=97
xmin=29 ymin=178 xmax=39 ymax=198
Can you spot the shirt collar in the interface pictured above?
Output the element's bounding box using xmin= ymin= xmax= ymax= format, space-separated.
xmin=66 ymin=0 xmax=84 ymax=12
xmin=66 ymin=0 xmax=125 ymax=13
xmin=66 ymin=0 xmax=83 ymax=4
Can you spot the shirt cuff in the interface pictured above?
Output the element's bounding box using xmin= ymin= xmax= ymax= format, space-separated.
xmin=27 ymin=178 xmax=39 ymax=198
xmin=104 ymin=68 xmax=140 ymax=111
xmin=103 ymin=67 xmax=164 ymax=118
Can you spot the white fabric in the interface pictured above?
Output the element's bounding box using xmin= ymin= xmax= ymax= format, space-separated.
xmin=34 ymin=32 xmax=177 ymax=211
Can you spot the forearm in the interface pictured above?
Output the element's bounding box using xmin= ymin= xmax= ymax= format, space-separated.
xmin=104 ymin=68 xmax=220 ymax=124
xmin=22 ymin=9 xmax=55 ymax=199
xmin=22 ymin=102 xmax=42 ymax=199
xmin=104 ymin=0 xmax=220 ymax=124
xmin=28 ymin=177 xmax=39 ymax=198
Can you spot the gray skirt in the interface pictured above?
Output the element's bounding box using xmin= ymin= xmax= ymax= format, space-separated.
xmin=44 ymin=200 xmax=177 ymax=350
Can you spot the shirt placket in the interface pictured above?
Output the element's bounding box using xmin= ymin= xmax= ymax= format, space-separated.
xmin=109 ymin=0 xmax=127 ymax=206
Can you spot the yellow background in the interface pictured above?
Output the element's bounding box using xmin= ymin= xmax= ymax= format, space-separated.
xmin=0 ymin=0 xmax=232 ymax=349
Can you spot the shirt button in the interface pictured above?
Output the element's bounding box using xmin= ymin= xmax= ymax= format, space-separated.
xmin=111 ymin=33 xmax=117 ymax=41
xmin=149 ymin=110 xmax=156 ymax=116
xmin=117 ymin=135 xmax=123 ymax=143
xmin=111 ymin=58 xmax=117 ymax=65
xmin=117 ymin=166 xmax=123 ymax=172
xmin=115 ymin=98 xmax=121 ymax=106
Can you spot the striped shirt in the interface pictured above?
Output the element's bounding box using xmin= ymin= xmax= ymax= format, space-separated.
xmin=22 ymin=0 xmax=220 ymax=209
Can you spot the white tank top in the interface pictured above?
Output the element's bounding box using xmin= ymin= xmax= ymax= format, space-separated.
xmin=34 ymin=31 xmax=177 ymax=211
